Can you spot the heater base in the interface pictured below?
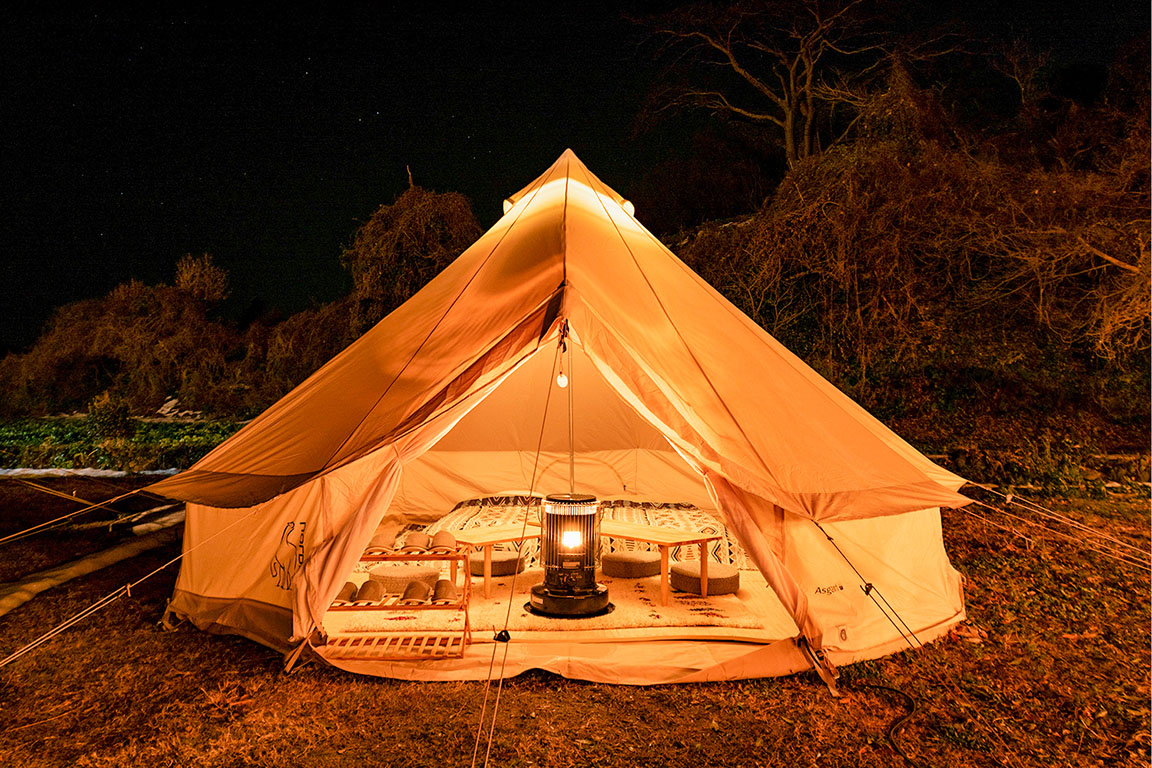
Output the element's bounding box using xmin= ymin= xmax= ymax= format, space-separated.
xmin=526 ymin=584 xmax=612 ymax=618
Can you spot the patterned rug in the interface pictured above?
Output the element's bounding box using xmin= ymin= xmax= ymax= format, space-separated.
xmin=325 ymin=568 xmax=768 ymax=636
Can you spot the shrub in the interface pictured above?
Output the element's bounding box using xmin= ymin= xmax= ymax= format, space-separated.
xmin=673 ymin=68 xmax=1149 ymax=425
xmin=341 ymin=185 xmax=482 ymax=336
xmin=0 ymin=274 xmax=246 ymax=417
xmin=86 ymin=392 xmax=136 ymax=440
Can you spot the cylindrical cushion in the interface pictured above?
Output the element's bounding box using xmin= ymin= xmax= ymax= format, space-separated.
xmin=368 ymin=564 xmax=440 ymax=593
xmin=335 ymin=581 xmax=358 ymax=602
xmin=400 ymin=531 xmax=431 ymax=552
xmin=399 ymin=580 xmax=432 ymax=604
xmin=602 ymin=549 xmax=661 ymax=578
xmin=431 ymin=579 xmax=458 ymax=604
xmin=669 ymin=561 xmax=740 ymax=595
xmin=468 ymin=549 xmax=524 ymax=577
xmin=430 ymin=530 xmax=457 ymax=551
xmin=354 ymin=580 xmax=386 ymax=603
xmin=367 ymin=532 xmax=396 ymax=551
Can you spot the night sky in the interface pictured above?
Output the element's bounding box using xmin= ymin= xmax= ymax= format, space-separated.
xmin=1 ymin=2 xmax=1146 ymax=354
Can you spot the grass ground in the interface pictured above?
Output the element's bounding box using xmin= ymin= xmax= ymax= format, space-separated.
xmin=0 ymin=477 xmax=1147 ymax=767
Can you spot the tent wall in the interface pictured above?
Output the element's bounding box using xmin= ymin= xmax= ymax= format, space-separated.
xmin=171 ymin=447 xmax=399 ymax=642
xmin=389 ymin=342 xmax=715 ymax=518
xmin=781 ymin=507 xmax=965 ymax=653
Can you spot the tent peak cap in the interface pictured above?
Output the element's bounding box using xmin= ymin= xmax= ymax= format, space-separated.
xmin=503 ymin=149 xmax=634 ymax=216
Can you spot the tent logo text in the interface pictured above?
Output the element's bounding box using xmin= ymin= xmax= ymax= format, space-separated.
xmin=271 ymin=521 xmax=307 ymax=590
xmin=814 ymin=584 xmax=844 ymax=595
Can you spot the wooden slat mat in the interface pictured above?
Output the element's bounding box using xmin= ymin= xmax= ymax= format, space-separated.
xmin=324 ymin=632 xmax=467 ymax=660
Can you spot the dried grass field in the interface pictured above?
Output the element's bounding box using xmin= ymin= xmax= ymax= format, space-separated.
xmin=0 ymin=477 xmax=1147 ymax=768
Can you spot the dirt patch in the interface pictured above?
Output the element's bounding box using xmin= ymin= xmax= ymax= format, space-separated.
xmin=0 ymin=479 xmax=1147 ymax=767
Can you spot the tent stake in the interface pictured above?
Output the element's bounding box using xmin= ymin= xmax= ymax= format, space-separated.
xmin=283 ymin=638 xmax=310 ymax=673
xmin=797 ymin=637 xmax=841 ymax=698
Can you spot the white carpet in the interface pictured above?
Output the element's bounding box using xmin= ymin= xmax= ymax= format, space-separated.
xmin=324 ymin=568 xmax=796 ymax=639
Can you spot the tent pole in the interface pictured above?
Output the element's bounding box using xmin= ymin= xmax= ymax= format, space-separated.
xmin=567 ymin=338 xmax=575 ymax=495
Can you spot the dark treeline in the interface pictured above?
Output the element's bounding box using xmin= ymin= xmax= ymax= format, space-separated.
xmin=0 ymin=185 xmax=482 ymax=419
xmin=0 ymin=6 xmax=1147 ymax=449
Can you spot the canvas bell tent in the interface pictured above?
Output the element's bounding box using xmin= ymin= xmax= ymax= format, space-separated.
xmin=146 ymin=149 xmax=971 ymax=684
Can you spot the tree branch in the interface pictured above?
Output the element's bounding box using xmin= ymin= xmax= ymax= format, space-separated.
xmin=664 ymin=28 xmax=790 ymax=110
xmin=679 ymin=89 xmax=787 ymax=127
xmin=1076 ymin=235 xmax=1142 ymax=274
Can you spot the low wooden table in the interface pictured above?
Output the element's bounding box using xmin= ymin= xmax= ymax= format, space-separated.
xmin=598 ymin=520 xmax=721 ymax=606
xmin=525 ymin=518 xmax=722 ymax=606
xmin=453 ymin=523 xmax=540 ymax=599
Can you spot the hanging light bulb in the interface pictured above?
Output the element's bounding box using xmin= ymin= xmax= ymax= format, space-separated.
xmin=557 ymin=334 xmax=569 ymax=388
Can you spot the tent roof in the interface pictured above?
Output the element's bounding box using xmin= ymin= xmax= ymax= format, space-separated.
xmin=147 ymin=149 xmax=968 ymax=521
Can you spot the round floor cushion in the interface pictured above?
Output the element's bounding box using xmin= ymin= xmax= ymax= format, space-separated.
xmin=367 ymin=564 xmax=440 ymax=594
xmin=669 ymin=561 xmax=740 ymax=596
xmin=602 ymin=549 xmax=661 ymax=578
xmin=468 ymin=549 xmax=525 ymax=577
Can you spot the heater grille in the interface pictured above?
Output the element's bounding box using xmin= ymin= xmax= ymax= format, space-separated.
xmin=528 ymin=494 xmax=611 ymax=617
xmin=540 ymin=494 xmax=599 ymax=592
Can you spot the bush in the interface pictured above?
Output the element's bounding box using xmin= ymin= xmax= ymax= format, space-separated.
xmin=175 ymin=253 xmax=229 ymax=304
xmin=86 ymin=393 xmax=136 ymax=440
xmin=673 ymin=69 xmax=1149 ymax=427
xmin=237 ymin=298 xmax=356 ymax=413
xmin=341 ymin=185 xmax=482 ymax=336
xmin=0 ymin=274 xmax=246 ymax=417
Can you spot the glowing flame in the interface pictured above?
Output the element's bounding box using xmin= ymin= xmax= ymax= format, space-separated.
xmin=560 ymin=530 xmax=582 ymax=550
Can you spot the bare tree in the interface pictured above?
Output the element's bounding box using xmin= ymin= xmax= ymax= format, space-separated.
xmin=644 ymin=0 xmax=886 ymax=168
xmin=992 ymin=40 xmax=1051 ymax=110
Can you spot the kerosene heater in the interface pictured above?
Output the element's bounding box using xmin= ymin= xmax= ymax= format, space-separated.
xmin=528 ymin=493 xmax=611 ymax=617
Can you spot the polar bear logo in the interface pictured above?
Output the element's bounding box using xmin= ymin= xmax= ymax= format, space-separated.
xmin=270 ymin=521 xmax=306 ymax=590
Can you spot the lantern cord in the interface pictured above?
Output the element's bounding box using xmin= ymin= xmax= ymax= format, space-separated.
xmin=471 ymin=334 xmax=563 ymax=768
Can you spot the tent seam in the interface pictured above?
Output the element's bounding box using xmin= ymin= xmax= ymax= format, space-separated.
xmin=571 ymin=161 xmax=781 ymax=488
xmin=561 ymin=156 xmax=569 ymax=285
